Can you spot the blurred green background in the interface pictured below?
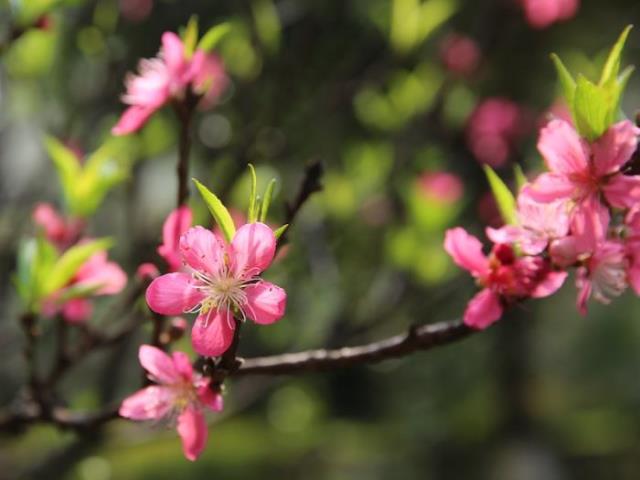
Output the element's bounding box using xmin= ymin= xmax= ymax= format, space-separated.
xmin=3 ymin=0 xmax=640 ymax=479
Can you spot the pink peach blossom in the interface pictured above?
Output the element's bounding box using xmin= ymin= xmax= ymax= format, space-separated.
xmin=146 ymin=223 xmax=287 ymax=356
xmin=529 ymin=119 xmax=640 ymax=214
xmin=44 ymin=250 xmax=128 ymax=324
xmin=444 ymin=228 xmax=566 ymax=329
xmin=576 ymin=241 xmax=627 ymax=314
xmin=486 ymin=186 xmax=570 ymax=255
xmin=32 ymin=203 xmax=83 ymax=250
xmin=417 ymin=172 xmax=464 ymax=204
xmin=113 ymin=32 xmax=228 ymax=135
xmin=522 ymin=0 xmax=580 ymax=29
xmin=439 ymin=34 xmax=481 ymax=77
xmin=466 ymin=98 xmax=527 ymax=167
xmin=119 ymin=345 xmax=222 ymax=461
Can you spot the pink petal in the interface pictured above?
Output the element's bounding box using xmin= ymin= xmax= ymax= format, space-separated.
xmin=74 ymin=253 xmax=127 ymax=295
xmin=486 ymin=225 xmax=522 ymax=245
xmin=158 ymin=206 xmax=192 ymax=271
xmin=527 ymin=172 xmax=576 ymax=203
xmin=139 ymin=345 xmax=180 ymax=384
xmin=191 ymin=309 xmax=235 ymax=357
xmin=576 ymin=267 xmax=591 ymax=315
xmin=537 ymin=119 xmax=589 ymax=175
xmin=444 ymin=228 xmax=489 ymax=278
xmin=119 ymin=385 xmax=174 ymax=420
xmin=517 ymin=187 xmax=570 ymax=239
xmin=177 ymin=406 xmax=208 ymax=462
xmin=571 ymin=196 xmax=610 ymax=251
xmin=32 ymin=203 xmax=68 ymax=245
xmin=197 ymin=384 xmax=224 ymax=412
xmin=602 ymin=174 xmax=640 ymax=209
xmin=179 ymin=226 xmax=226 ymax=276
xmin=230 ymin=223 xmax=277 ymax=278
xmin=161 ymin=32 xmax=187 ymax=79
xmin=530 ymin=271 xmax=568 ymax=298
xmin=592 ymin=120 xmax=640 ymax=176
xmin=111 ymin=105 xmax=156 ymax=135
xmin=171 ymin=351 xmax=194 ymax=381
xmin=243 ymin=281 xmax=287 ymax=325
xmin=463 ymin=289 xmax=503 ymax=329
xmin=61 ymin=298 xmax=93 ymax=324
xmin=145 ymin=272 xmax=205 ymax=315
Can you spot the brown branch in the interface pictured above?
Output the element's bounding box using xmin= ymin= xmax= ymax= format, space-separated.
xmin=173 ymin=91 xmax=199 ymax=206
xmin=235 ymin=319 xmax=472 ymax=376
xmin=278 ymin=160 xmax=323 ymax=247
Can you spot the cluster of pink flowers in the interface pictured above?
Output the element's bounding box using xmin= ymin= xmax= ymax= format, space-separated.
xmin=112 ymin=31 xmax=227 ymax=135
xmin=33 ymin=203 xmax=127 ymax=323
xmin=466 ymin=98 xmax=529 ymax=167
xmin=520 ymin=0 xmax=580 ymax=29
xmin=447 ymin=117 xmax=640 ymax=328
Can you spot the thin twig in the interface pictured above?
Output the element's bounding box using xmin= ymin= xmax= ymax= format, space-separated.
xmin=235 ymin=319 xmax=472 ymax=376
xmin=173 ymin=92 xmax=199 ymax=206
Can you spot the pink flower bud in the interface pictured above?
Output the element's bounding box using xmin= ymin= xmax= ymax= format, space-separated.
xmin=439 ymin=34 xmax=481 ymax=77
xmin=137 ymin=263 xmax=160 ymax=281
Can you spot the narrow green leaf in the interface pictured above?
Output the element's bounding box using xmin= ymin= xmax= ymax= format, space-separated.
xmin=197 ymin=22 xmax=231 ymax=52
xmin=44 ymin=136 xmax=81 ymax=210
xmin=483 ymin=166 xmax=516 ymax=225
xmin=252 ymin=0 xmax=281 ymax=54
xmin=182 ymin=15 xmax=199 ymax=57
xmin=260 ymin=178 xmax=277 ymax=222
xmin=193 ymin=178 xmax=236 ymax=243
xmin=513 ymin=164 xmax=528 ymax=192
xmin=550 ymin=53 xmax=576 ymax=108
xmin=274 ymin=224 xmax=288 ymax=239
xmin=573 ymin=75 xmax=610 ymax=140
xmin=43 ymin=238 xmax=113 ymax=296
xmin=609 ymin=65 xmax=635 ymax=123
xmin=599 ymin=25 xmax=633 ymax=87
xmin=247 ymin=164 xmax=258 ymax=223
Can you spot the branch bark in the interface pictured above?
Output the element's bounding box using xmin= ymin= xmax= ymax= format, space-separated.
xmin=235 ymin=319 xmax=472 ymax=376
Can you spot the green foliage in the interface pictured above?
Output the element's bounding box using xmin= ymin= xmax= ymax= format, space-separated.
xmin=552 ymin=26 xmax=634 ymax=141
xmin=45 ymin=136 xmax=134 ymax=217
xmin=14 ymin=237 xmax=112 ymax=311
xmin=260 ymin=179 xmax=277 ymax=223
xmin=354 ymin=63 xmax=443 ymax=131
xmin=198 ymin=22 xmax=232 ymax=52
xmin=251 ymin=0 xmax=281 ymax=54
xmin=247 ymin=164 xmax=259 ymax=223
xmin=181 ymin=15 xmax=199 ymax=57
xmin=193 ymin=178 xmax=237 ymax=243
xmin=389 ymin=0 xmax=459 ymax=55
xmin=483 ymin=166 xmax=516 ymax=225
xmin=273 ymin=224 xmax=288 ymax=239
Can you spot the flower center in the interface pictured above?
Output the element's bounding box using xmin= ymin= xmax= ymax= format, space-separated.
xmin=190 ymin=268 xmax=254 ymax=323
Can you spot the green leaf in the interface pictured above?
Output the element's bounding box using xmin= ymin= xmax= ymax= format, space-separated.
xmin=483 ymin=166 xmax=516 ymax=225
xmin=609 ymin=65 xmax=635 ymax=123
xmin=273 ymin=224 xmax=288 ymax=240
xmin=193 ymin=178 xmax=236 ymax=243
xmin=198 ymin=22 xmax=231 ymax=52
xmin=513 ymin=164 xmax=528 ymax=192
xmin=43 ymin=238 xmax=113 ymax=296
xmin=182 ymin=15 xmax=199 ymax=57
xmin=573 ymin=75 xmax=610 ymax=141
xmin=599 ymin=25 xmax=633 ymax=88
xmin=550 ymin=53 xmax=576 ymax=109
xmin=247 ymin=164 xmax=258 ymax=223
xmin=252 ymin=0 xmax=281 ymax=54
xmin=44 ymin=136 xmax=81 ymax=208
xmin=260 ymin=178 xmax=277 ymax=222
